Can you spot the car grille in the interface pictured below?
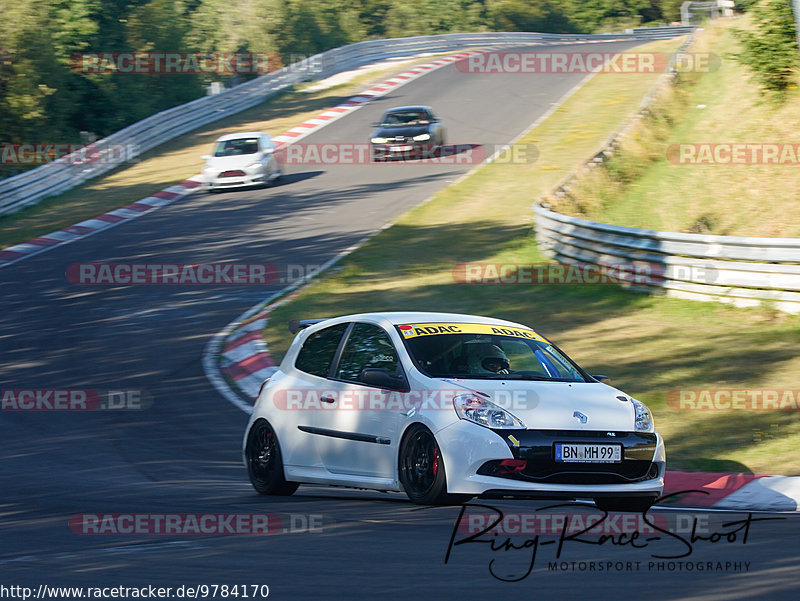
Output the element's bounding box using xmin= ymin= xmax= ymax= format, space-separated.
xmin=220 ymin=170 xmax=246 ymax=177
xmin=478 ymin=429 xmax=659 ymax=484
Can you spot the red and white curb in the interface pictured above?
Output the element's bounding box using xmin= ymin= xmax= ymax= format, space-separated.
xmin=664 ymin=470 xmax=800 ymax=511
xmin=220 ymin=315 xmax=278 ymax=399
xmin=0 ymin=179 xmax=204 ymax=269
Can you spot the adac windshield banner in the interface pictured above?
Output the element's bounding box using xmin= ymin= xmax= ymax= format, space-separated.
xmin=397 ymin=323 xmax=546 ymax=342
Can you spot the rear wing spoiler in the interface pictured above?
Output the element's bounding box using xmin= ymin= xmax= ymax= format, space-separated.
xmin=288 ymin=318 xmax=331 ymax=334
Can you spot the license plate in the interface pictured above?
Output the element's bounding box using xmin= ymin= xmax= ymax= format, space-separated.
xmin=389 ymin=145 xmax=413 ymax=152
xmin=555 ymin=443 xmax=621 ymax=463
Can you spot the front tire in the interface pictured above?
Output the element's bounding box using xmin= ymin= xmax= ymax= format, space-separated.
xmin=245 ymin=419 xmax=298 ymax=496
xmin=399 ymin=424 xmax=471 ymax=505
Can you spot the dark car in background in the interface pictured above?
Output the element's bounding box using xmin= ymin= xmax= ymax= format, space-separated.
xmin=370 ymin=106 xmax=446 ymax=160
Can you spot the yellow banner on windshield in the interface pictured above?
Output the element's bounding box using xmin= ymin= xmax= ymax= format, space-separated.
xmin=397 ymin=323 xmax=546 ymax=342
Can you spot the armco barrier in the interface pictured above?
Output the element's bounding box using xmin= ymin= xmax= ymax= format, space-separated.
xmin=533 ymin=203 xmax=800 ymax=314
xmin=0 ymin=28 xmax=693 ymax=217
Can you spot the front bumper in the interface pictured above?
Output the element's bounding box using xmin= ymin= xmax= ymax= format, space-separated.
xmin=206 ymin=172 xmax=268 ymax=190
xmin=371 ymin=142 xmax=435 ymax=160
xmin=436 ymin=420 xmax=665 ymax=497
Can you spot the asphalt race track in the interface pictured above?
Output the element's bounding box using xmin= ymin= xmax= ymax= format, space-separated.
xmin=1 ymin=42 xmax=799 ymax=600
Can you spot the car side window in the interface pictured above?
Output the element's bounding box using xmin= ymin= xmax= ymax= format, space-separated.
xmin=294 ymin=323 xmax=348 ymax=378
xmin=335 ymin=323 xmax=402 ymax=384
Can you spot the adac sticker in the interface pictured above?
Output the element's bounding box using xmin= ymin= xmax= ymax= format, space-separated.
xmin=397 ymin=322 xmax=545 ymax=342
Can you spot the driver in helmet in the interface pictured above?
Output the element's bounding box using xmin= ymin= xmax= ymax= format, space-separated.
xmin=465 ymin=342 xmax=510 ymax=374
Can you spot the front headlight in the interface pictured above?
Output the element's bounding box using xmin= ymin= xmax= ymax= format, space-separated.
xmin=454 ymin=394 xmax=525 ymax=429
xmin=371 ymin=137 xmax=388 ymax=144
xmin=631 ymin=399 xmax=654 ymax=433
xmin=413 ymin=133 xmax=431 ymax=141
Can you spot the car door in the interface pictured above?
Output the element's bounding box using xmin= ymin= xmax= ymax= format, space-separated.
xmin=282 ymin=321 xmax=350 ymax=470
xmin=312 ymin=322 xmax=409 ymax=478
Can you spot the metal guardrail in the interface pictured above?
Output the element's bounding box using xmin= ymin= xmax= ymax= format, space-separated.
xmin=533 ymin=25 xmax=800 ymax=315
xmin=0 ymin=28 xmax=694 ymax=217
xmin=533 ymin=204 xmax=800 ymax=314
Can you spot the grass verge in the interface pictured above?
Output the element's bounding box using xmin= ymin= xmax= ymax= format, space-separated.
xmin=262 ymin=35 xmax=800 ymax=475
xmin=549 ymin=17 xmax=800 ymax=237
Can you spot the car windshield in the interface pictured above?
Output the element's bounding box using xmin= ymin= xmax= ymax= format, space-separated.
xmin=213 ymin=138 xmax=260 ymax=157
xmin=381 ymin=111 xmax=429 ymax=127
xmin=396 ymin=323 xmax=587 ymax=382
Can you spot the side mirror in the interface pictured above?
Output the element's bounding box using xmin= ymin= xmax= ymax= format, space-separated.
xmin=360 ymin=368 xmax=408 ymax=391
xmin=371 ymin=122 xmax=380 ymax=127
xmin=201 ymin=155 xmax=211 ymax=161
xmin=592 ymin=374 xmax=610 ymax=382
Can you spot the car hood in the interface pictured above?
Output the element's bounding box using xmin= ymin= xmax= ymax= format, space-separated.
xmin=435 ymin=378 xmax=637 ymax=431
xmin=373 ymin=125 xmax=431 ymax=138
xmin=204 ymin=154 xmax=261 ymax=170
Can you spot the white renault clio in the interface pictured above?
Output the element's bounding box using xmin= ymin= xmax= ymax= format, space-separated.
xmin=243 ymin=312 xmax=665 ymax=510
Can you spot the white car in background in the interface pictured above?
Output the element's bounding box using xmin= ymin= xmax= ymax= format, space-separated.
xmin=243 ymin=311 xmax=665 ymax=511
xmin=202 ymin=132 xmax=282 ymax=192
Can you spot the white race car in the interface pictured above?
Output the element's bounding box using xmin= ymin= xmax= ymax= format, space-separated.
xmin=243 ymin=312 xmax=665 ymax=510
xmin=201 ymin=132 xmax=282 ymax=191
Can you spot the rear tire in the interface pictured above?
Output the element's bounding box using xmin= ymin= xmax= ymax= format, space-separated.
xmin=245 ymin=419 xmax=298 ymax=496
xmin=594 ymin=496 xmax=656 ymax=513
xmin=399 ymin=424 xmax=472 ymax=505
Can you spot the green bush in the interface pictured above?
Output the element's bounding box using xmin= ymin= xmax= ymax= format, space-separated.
xmin=734 ymin=0 xmax=799 ymax=97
